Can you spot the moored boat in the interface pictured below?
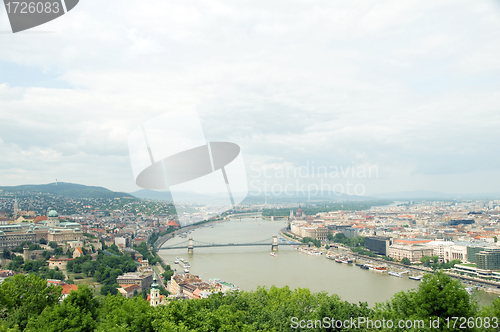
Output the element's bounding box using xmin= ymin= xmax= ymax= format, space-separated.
xmin=342 ymin=257 xmax=354 ymax=264
xmin=370 ymin=266 xmax=387 ymax=272
xmin=388 ymin=271 xmax=403 ymax=277
xmin=178 ymin=258 xmax=191 ymax=269
xmin=297 ymin=247 xmax=322 ymax=256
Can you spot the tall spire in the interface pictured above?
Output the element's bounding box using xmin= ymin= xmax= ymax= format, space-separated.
xmin=150 ymin=270 xmax=160 ymax=307
xmin=152 ymin=271 xmax=158 ymax=289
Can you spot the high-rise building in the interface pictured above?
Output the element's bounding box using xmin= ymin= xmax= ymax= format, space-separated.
xmin=365 ymin=236 xmax=392 ymax=255
xmin=476 ymin=247 xmax=500 ymax=270
xmin=467 ymin=245 xmax=489 ymax=264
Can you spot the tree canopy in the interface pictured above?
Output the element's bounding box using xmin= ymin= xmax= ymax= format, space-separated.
xmin=0 ymin=272 xmax=499 ymax=332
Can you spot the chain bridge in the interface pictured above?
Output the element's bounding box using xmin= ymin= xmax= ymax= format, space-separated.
xmin=158 ymin=235 xmax=296 ymax=253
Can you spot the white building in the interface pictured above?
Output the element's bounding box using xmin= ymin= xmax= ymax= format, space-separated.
xmin=388 ymin=244 xmax=434 ymax=263
xmin=443 ymin=244 xmax=468 ymax=263
xmin=427 ymin=240 xmax=455 ymax=262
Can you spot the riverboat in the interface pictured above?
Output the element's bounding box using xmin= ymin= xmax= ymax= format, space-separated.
xmin=326 ymin=253 xmax=336 ymax=260
xmin=342 ymin=257 xmax=354 ymax=264
xmin=270 ymin=252 xmax=277 ymax=257
xmin=370 ymin=266 xmax=387 ymax=272
xmin=174 ymin=257 xmax=179 ymax=264
xmin=388 ymin=271 xmax=403 ymax=277
xmin=178 ymin=258 xmax=191 ymax=269
xmin=297 ymin=247 xmax=322 ymax=256
xmin=409 ymin=275 xmax=423 ymax=281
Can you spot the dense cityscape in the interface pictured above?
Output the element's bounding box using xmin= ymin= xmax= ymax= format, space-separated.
xmin=0 ymin=188 xmax=499 ymax=331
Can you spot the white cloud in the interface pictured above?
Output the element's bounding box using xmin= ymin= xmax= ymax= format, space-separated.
xmin=0 ymin=0 xmax=499 ymax=194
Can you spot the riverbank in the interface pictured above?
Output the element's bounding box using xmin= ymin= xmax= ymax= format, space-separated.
xmin=154 ymin=218 xmax=230 ymax=251
xmin=278 ymin=228 xmax=302 ymax=244
xmin=279 ymin=227 xmax=500 ymax=296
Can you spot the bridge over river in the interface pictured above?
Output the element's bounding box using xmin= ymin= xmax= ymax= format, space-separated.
xmin=158 ymin=235 xmax=297 ymax=253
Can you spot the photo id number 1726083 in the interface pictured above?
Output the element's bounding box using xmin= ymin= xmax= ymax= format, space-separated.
xmin=5 ymin=1 xmax=60 ymax=14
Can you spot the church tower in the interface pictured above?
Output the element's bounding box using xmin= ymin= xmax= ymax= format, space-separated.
xmin=150 ymin=272 xmax=160 ymax=307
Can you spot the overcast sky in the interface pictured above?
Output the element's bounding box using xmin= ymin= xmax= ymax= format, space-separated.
xmin=1 ymin=0 xmax=500 ymax=196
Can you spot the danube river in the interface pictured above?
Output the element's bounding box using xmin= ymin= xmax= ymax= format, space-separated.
xmin=158 ymin=216 xmax=498 ymax=307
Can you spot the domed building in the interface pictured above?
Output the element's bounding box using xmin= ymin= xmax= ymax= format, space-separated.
xmin=43 ymin=209 xmax=84 ymax=243
xmin=47 ymin=210 xmax=59 ymax=227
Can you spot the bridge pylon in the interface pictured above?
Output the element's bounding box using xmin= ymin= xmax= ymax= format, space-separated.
xmin=188 ymin=237 xmax=194 ymax=254
xmin=271 ymin=235 xmax=278 ymax=251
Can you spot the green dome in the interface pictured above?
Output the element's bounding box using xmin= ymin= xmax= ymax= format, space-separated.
xmin=48 ymin=210 xmax=58 ymax=217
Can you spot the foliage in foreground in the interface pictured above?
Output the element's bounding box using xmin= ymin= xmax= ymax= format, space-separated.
xmin=0 ymin=272 xmax=499 ymax=331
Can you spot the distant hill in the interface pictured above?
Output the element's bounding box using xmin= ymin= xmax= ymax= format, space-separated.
xmin=131 ymin=189 xmax=173 ymax=201
xmin=0 ymin=182 xmax=134 ymax=199
xmin=371 ymin=190 xmax=449 ymax=200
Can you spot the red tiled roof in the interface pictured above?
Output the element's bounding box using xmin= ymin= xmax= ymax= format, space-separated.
xmin=123 ymin=284 xmax=139 ymax=292
xmin=47 ymin=279 xmax=62 ymax=286
xmin=394 ymin=239 xmax=431 ymax=245
xmin=61 ymin=284 xmax=78 ymax=294
xmin=146 ymin=294 xmax=165 ymax=302
xmin=34 ymin=216 xmax=47 ymax=223
xmin=49 ymin=258 xmax=75 ymax=262
xmin=47 ymin=280 xmax=78 ymax=295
